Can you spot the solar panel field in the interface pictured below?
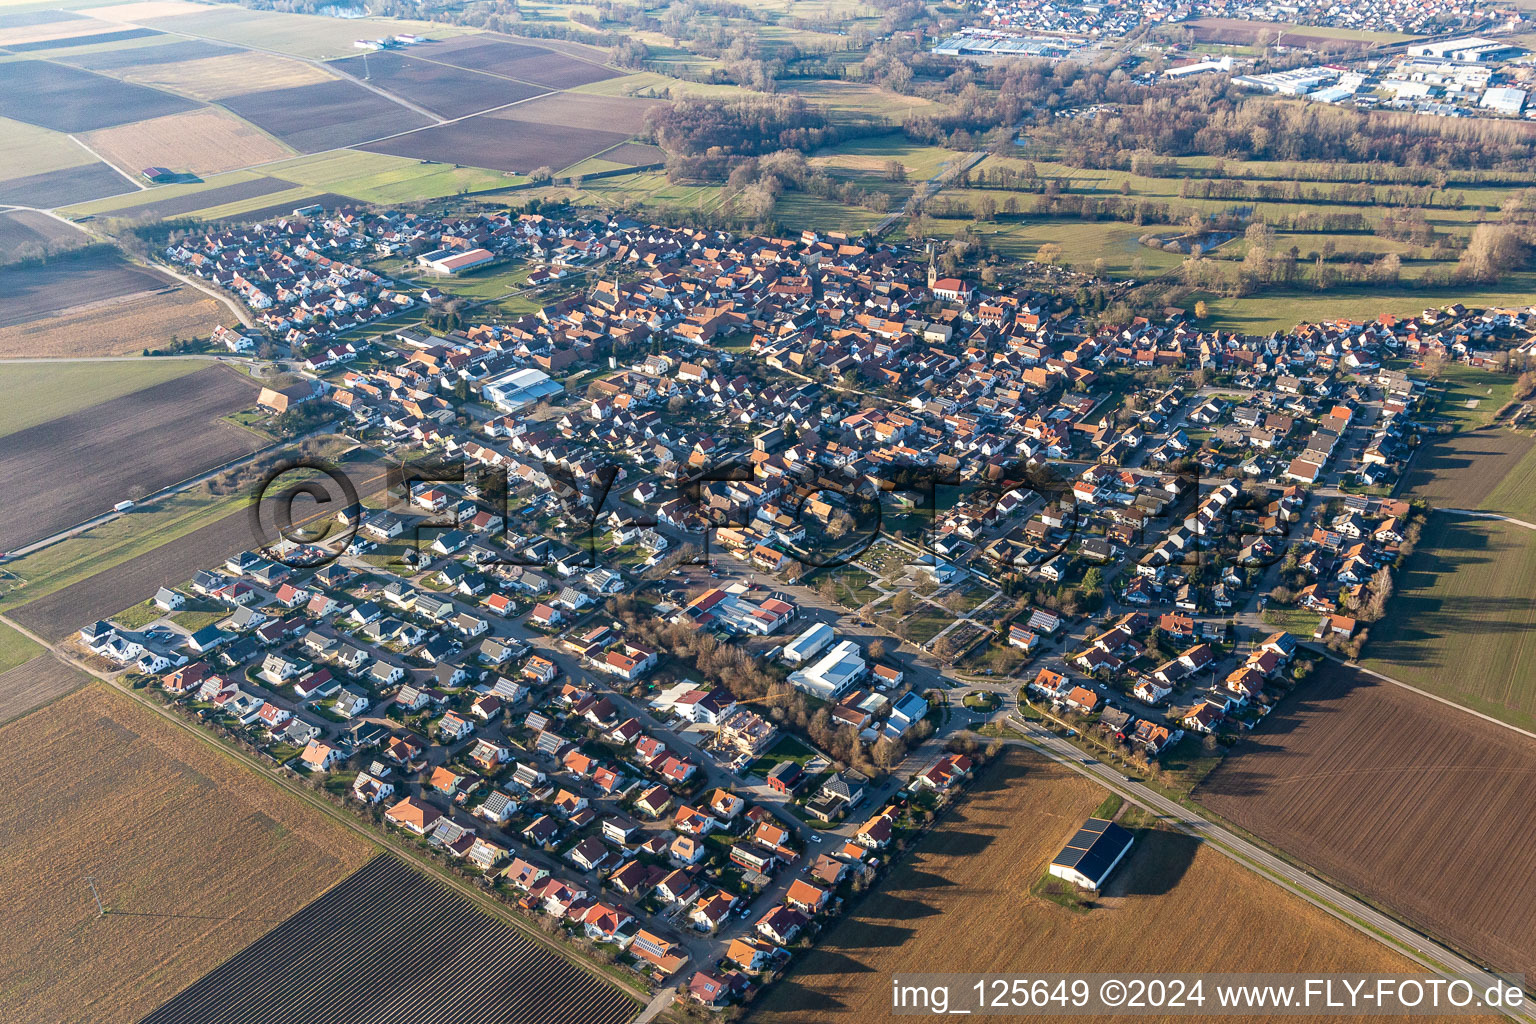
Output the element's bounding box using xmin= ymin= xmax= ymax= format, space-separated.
xmin=139 ymin=855 xmax=639 ymax=1024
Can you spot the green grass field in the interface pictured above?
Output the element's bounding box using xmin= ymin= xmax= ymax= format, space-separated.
xmin=811 ymin=133 xmax=964 ymax=182
xmin=61 ymin=169 xmax=264 ymax=219
xmin=0 ymin=359 xmax=205 ymax=439
xmin=1 ymin=489 xmax=249 ymax=605
xmin=1188 ymin=274 xmax=1536 ymax=335
xmin=1481 ymin=440 xmax=1536 ymax=521
xmin=270 ymin=151 xmax=520 ymax=203
xmin=0 ymin=620 xmax=42 ymax=674
xmin=1362 ymin=514 xmax=1536 ymax=732
xmin=0 ymin=116 xmax=95 ymax=182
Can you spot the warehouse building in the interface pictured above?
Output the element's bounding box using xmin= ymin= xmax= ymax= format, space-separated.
xmin=481 ymin=367 xmax=563 ymax=412
xmin=787 ymin=639 xmax=865 ymax=700
xmin=1407 ymin=37 xmax=1518 ymax=63
xmin=1481 ymin=87 xmax=1528 ymax=116
xmin=1048 ymin=817 xmax=1135 ymax=890
xmin=782 ymin=622 xmax=834 ymax=665
xmin=417 ymin=247 xmax=496 ymax=275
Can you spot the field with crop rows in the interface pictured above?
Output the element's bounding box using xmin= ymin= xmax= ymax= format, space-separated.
xmin=1197 ymin=662 xmax=1536 ymax=984
xmin=1360 ymin=514 xmax=1536 ymax=729
xmin=0 ymin=363 xmax=261 ymax=552
xmin=0 ymin=685 xmax=375 ymax=1024
xmin=139 ymin=854 xmax=637 ymax=1024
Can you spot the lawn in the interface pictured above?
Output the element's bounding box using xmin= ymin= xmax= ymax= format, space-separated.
xmin=1362 ymin=513 xmax=1536 ymax=731
xmin=0 ymin=359 xmax=204 ymax=439
xmin=268 ymin=150 xmax=520 ymax=203
xmin=0 ymin=619 xmax=41 ymax=674
xmin=1188 ymin=273 xmax=1536 ymax=336
xmin=0 ymin=488 xmax=249 ymax=605
xmin=0 ymin=684 xmax=375 ymax=1024
xmin=110 ymin=598 xmax=166 ymax=631
xmin=747 ymin=735 xmax=818 ymax=777
xmin=752 ymin=749 xmax=1416 ymax=1023
xmin=0 ymin=116 xmax=95 ymax=182
xmin=1260 ymin=605 xmax=1321 ymax=638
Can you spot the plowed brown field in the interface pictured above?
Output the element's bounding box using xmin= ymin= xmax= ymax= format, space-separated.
xmin=1197 ymin=662 xmax=1536 ymax=984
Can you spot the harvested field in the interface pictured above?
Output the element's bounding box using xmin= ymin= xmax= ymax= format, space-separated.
xmin=362 ymin=115 xmax=630 ymax=174
xmin=0 ymin=363 xmax=261 ymax=552
xmin=0 ymin=160 xmax=137 ymax=208
xmin=0 ymin=10 xmax=88 ymax=30
xmin=118 ymin=50 xmax=336 ymax=100
xmin=0 ymin=653 xmax=87 ymax=723
xmin=220 ymin=78 xmax=433 ymax=152
xmin=59 ymin=37 xmax=236 ymax=71
xmin=1398 ymin=427 xmax=1535 ymax=512
xmin=1183 ymin=16 xmax=1408 ymax=45
xmin=414 ymin=36 xmax=620 ymax=89
xmin=0 ymin=684 xmax=375 ymax=1024
xmin=0 ymin=287 xmax=223 ymax=358
xmin=131 ymin=6 xmax=472 ymax=60
xmin=600 ymin=141 xmax=666 ymax=166
xmin=0 ymin=59 xmax=198 ymax=132
xmin=0 ymin=244 xmax=162 ymax=310
xmin=84 ymin=110 xmax=291 ymax=177
xmin=6 ymin=502 xmax=255 ymax=640
xmin=1360 ymin=514 xmax=1536 ymax=729
xmin=3 ymin=26 xmax=160 ymax=51
xmin=0 ymin=13 xmax=116 ymax=46
xmin=756 ymin=749 xmax=1430 ymax=1024
xmin=329 ymin=51 xmax=548 ymax=119
xmin=496 ymin=91 xmax=661 ymax=134
xmin=85 ymin=175 xmax=295 ymax=222
xmin=0 ymin=209 xmax=89 ymax=262
xmin=77 ymin=1 xmax=213 ymax=20
xmin=0 ymin=247 xmax=171 ymax=326
xmin=1197 ymin=661 xmax=1536 ymax=984
xmin=140 ymin=855 xmax=637 ymax=1024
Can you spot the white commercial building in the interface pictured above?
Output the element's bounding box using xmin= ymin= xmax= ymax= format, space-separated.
xmin=787 ymin=640 xmax=866 ymax=701
xmin=481 ymin=367 xmax=563 ymax=412
xmin=782 ymin=622 xmax=834 ymax=665
xmin=1481 ymin=87 xmax=1528 ymax=116
xmin=1407 ymin=37 xmax=1515 ymax=63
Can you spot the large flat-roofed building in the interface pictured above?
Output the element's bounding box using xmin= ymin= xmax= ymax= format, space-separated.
xmin=782 ymin=622 xmax=834 ymax=664
xmin=1481 ymin=87 xmax=1528 ymax=116
xmin=1407 ymin=37 xmax=1517 ymax=63
xmin=417 ymin=247 xmax=496 ymax=275
xmin=787 ymin=639 xmax=865 ymax=701
xmin=482 ymin=367 xmax=563 ymax=412
xmin=1048 ymin=817 xmax=1134 ymax=890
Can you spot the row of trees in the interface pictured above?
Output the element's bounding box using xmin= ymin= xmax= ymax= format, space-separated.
xmin=1033 ymin=80 xmax=1536 ymax=171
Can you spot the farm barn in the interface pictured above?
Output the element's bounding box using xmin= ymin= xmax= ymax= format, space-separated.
xmin=1048 ymin=817 xmax=1134 ymax=890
